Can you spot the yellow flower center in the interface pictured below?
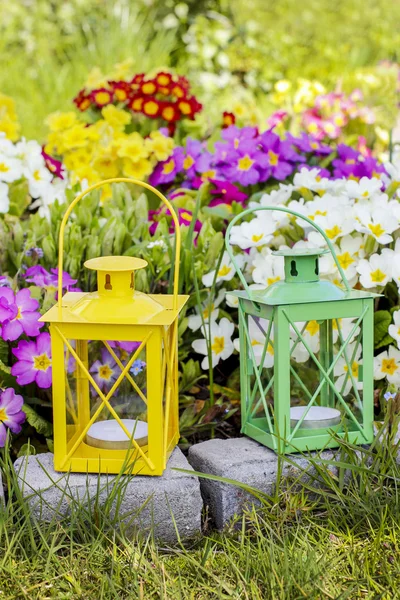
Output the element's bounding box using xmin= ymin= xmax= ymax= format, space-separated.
xmin=346 ymin=159 xmax=356 ymax=165
xmin=162 ymin=106 xmax=175 ymax=121
xmin=15 ymin=307 xmax=22 ymax=320
xmin=368 ymin=223 xmax=385 ymax=238
xmin=183 ymin=155 xmax=195 ymax=170
xmin=267 ymin=276 xmax=280 ymax=285
xmin=362 ymin=190 xmax=369 ymax=197
xmin=218 ymin=265 xmax=231 ymax=277
xmin=94 ymin=91 xmax=111 ymax=105
xmin=33 ymin=170 xmax=41 ymax=181
xmin=201 ymin=169 xmax=216 ymax=179
xmin=306 ymin=321 xmax=319 ymax=336
xmin=268 ymin=150 xmax=279 ymax=166
xmin=370 ymin=269 xmax=386 ymax=283
xmin=251 ymin=234 xmax=264 ymax=242
xmin=381 ymin=358 xmax=398 ymax=376
xmin=325 ymin=225 xmax=342 ymax=240
xmin=99 ymin=365 xmax=113 ymax=380
xmin=337 ymin=252 xmax=354 ymax=270
xmin=181 ymin=212 xmax=192 ymax=222
xmin=142 ymin=82 xmax=156 ymax=95
xmin=162 ymin=159 xmax=175 ymax=175
xmin=179 ymin=101 xmax=191 ymax=115
xmin=0 ymin=163 xmax=9 ymax=172
xmin=33 ymin=353 xmax=51 ymax=371
xmin=115 ymin=89 xmax=128 ymax=101
xmin=308 ymin=122 xmax=318 ymax=134
xmin=234 ymin=138 xmax=240 ymax=149
xmin=251 ymin=339 xmax=262 ymax=346
xmin=315 ymin=210 xmax=327 ymax=217
xmin=238 ymin=155 xmax=254 ymax=171
xmin=203 ymin=304 xmax=214 ymax=319
xmin=211 ymin=336 xmax=225 ymax=355
xmin=344 ymin=362 xmax=359 ymax=377
xmin=143 ymin=101 xmax=159 ymax=115
xmin=0 ymin=408 xmax=6 ymax=422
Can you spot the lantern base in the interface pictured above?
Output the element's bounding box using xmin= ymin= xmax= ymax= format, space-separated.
xmin=290 ymin=406 xmax=341 ymax=430
xmin=86 ymin=419 xmax=148 ymax=450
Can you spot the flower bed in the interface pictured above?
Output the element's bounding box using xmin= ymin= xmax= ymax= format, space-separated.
xmin=0 ymin=62 xmax=399 ymax=454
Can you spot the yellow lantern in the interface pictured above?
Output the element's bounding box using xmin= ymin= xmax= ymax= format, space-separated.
xmin=40 ymin=178 xmax=188 ymax=475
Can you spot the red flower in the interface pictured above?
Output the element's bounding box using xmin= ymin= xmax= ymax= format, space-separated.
xmin=170 ymin=84 xmax=186 ymax=99
xmin=109 ymin=81 xmax=131 ymax=102
xmin=142 ymin=98 xmax=160 ymax=117
xmin=131 ymin=73 xmax=145 ymax=85
xmin=91 ymin=88 xmax=114 ymax=107
xmin=155 ymin=72 xmax=172 ymax=87
xmin=73 ymin=90 xmax=92 ymax=112
xmin=127 ymin=95 xmax=145 ymax=112
xmin=177 ymin=97 xmax=202 ymax=119
xmin=222 ymin=111 xmax=236 ymax=128
xmin=140 ymin=80 xmax=158 ymax=95
xmin=160 ymin=102 xmax=180 ymax=122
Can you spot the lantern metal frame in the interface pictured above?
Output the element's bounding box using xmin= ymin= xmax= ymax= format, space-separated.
xmin=41 ymin=178 xmax=188 ymax=475
xmin=226 ymin=206 xmax=376 ymax=453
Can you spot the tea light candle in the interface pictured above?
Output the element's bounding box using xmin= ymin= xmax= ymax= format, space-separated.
xmin=290 ymin=406 xmax=341 ymax=429
xmin=86 ymin=419 xmax=148 ymax=450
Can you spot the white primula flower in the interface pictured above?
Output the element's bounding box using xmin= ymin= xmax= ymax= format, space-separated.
xmin=225 ymin=293 xmax=239 ymax=308
xmin=345 ymin=176 xmax=382 ymax=200
xmin=192 ymin=317 xmax=235 ymax=369
xmin=230 ymin=219 xmax=275 ymax=250
xmin=250 ymin=247 xmax=285 ymax=288
xmin=290 ymin=320 xmax=320 ymax=363
xmin=313 ymin=208 xmax=355 ymax=243
xmin=257 ymin=184 xmax=294 ymax=207
xmin=0 ymin=133 xmax=17 ymax=156
xmin=332 ymin=317 xmax=361 ymax=344
xmin=0 ymin=154 xmax=23 ymax=183
xmin=202 ymin=251 xmax=245 ymax=287
xmin=357 ymin=252 xmax=392 ymax=289
xmin=293 ymin=167 xmax=329 ymax=193
xmin=374 ymin=345 xmax=400 ymax=384
xmin=389 ymin=310 xmax=400 ymax=349
xmin=327 ymin=235 xmax=365 ymax=286
xmin=188 ymin=289 xmax=225 ymax=332
xmin=0 ymin=181 xmax=9 ymax=213
xmin=15 ymin=139 xmax=43 ymax=165
xmin=233 ymin=316 xmax=274 ymax=368
xmin=30 ymin=177 xmax=67 ymax=220
xmin=354 ymin=203 xmax=398 ymax=245
xmin=26 ymin=166 xmax=53 ymax=199
xmin=334 ymin=342 xmax=363 ymax=395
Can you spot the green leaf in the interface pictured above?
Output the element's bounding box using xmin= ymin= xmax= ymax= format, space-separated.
xmin=22 ymin=404 xmax=53 ymax=437
xmin=17 ymin=443 xmax=37 ymax=458
xmin=179 ymin=359 xmax=206 ymax=393
xmin=374 ymin=310 xmax=392 ymax=348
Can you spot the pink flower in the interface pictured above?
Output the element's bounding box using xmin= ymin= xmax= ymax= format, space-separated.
xmin=0 ymin=288 xmax=42 ymax=341
xmin=12 ymin=332 xmax=52 ymax=389
xmin=0 ymin=388 xmax=25 ymax=446
xmin=24 ymin=266 xmax=78 ymax=292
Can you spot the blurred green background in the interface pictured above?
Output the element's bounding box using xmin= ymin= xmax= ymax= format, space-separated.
xmin=1 ymin=0 xmax=399 ymax=139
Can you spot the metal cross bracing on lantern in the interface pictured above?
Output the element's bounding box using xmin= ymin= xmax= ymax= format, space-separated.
xmin=40 ymin=178 xmax=188 ymax=475
xmin=225 ymin=206 xmax=377 ymax=454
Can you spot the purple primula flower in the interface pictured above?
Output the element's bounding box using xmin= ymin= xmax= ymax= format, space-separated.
xmin=24 ymin=266 xmax=79 ymax=293
xmin=221 ymin=141 xmax=268 ymax=186
xmin=149 ymin=207 xmax=202 ymax=235
xmin=258 ymin=131 xmax=299 ymax=181
xmin=25 ymin=246 xmax=44 ymax=259
xmin=209 ymin=179 xmax=248 ymax=206
xmin=332 ymin=144 xmax=384 ymax=179
xmin=12 ymin=332 xmax=52 ymax=389
xmin=90 ymin=348 xmax=117 ymax=392
xmin=0 ymin=288 xmax=43 ymax=341
xmin=149 ymin=147 xmax=184 ymax=186
xmin=384 ymin=391 xmax=397 ymax=402
xmin=0 ymin=388 xmax=26 ymax=446
xmin=181 ymin=138 xmax=210 ymax=179
xmin=0 ymin=276 xmax=10 ymax=288
xmin=214 ymin=126 xmax=258 ymax=163
xmin=286 ymin=133 xmax=332 ymax=156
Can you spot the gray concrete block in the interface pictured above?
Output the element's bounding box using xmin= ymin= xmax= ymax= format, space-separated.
xmin=14 ymin=448 xmax=202 ymax=543
xmin=188 ymin=437 xmax=349 ymax=529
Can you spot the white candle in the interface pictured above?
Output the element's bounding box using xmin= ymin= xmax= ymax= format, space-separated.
xmin=290 ymin=406 xmax=341 ymax=429
xmin=86 ymin=419 xmax=148 ymax=450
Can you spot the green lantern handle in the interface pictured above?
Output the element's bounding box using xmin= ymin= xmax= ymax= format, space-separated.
xmin=225 ymin=205 xmax=352 ymax=304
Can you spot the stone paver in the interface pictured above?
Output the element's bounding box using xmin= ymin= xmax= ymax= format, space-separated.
xmin=14 ymin=448 xmax=202 ymax=543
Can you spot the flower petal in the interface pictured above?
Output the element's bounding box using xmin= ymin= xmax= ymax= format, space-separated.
xmin=35 ymin=368 xmax=52 ymax=389
xmin=2 ymin=319 xmax=23 ymax=341
xmin=11 ymin=361 xmax=37 ymax=385
xmin=16 ymin=288 xmax=39 ymax=312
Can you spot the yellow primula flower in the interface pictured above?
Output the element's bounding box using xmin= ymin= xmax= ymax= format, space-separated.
xmin=63 ymin=147 xmax=94 ymax=171
xmin=122 ymin=157 xmax=153 ymax=180
xmin=145 ymin=131 xmax=174 ymax=162
xmin=108 ymin=59 xmax=134 ymax=81
xmin=101 ymin=105 xmax=131 ymax=130
xmin=0 ymin=117 xmax=20 ymax=142
xmin=71 ymin=164 xmax=98 ymax=185
xmin=46 ymin=111 xmax=78 ymax=132
xmin=92 ymin=155 xmax=119 ymax=179
xmin=84 ymin=67 xmax=109 ymax=91
xmin=116 ymin=133 xmax=149 ymax=161
xmin=61 ymin=124 xmax=90 ymax=149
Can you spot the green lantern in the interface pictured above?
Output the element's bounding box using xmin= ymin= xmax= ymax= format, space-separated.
xmin=226 ymin=206 xmax=377 ymax=453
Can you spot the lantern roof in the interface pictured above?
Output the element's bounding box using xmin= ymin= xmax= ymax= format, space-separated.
xmin=40 ymin=254 xmax=188 ymax=325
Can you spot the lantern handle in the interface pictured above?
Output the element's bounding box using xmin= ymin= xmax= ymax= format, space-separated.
xmin=225 ymin=205 xmax=352 ymax=305
xmin=57 ymin=177 xmax=181 ymax=312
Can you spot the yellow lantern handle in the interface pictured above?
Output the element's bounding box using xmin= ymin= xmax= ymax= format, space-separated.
xmin=57 ymin=177 xmax=181 ymax=312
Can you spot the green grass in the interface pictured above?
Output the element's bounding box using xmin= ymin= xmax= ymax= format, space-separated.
xmin=2 ymin=420 xmax=400 ymax=599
